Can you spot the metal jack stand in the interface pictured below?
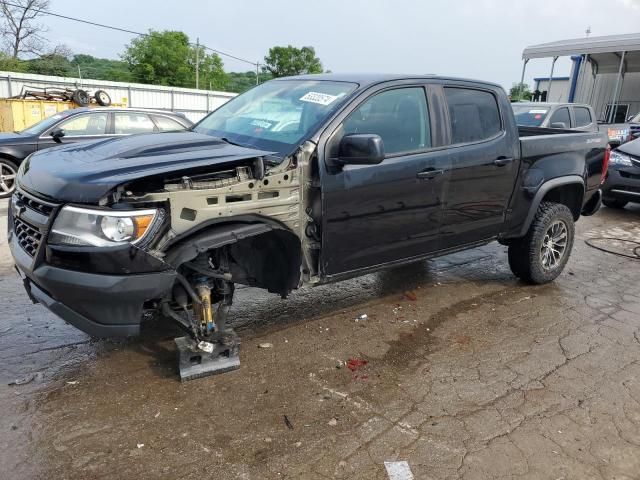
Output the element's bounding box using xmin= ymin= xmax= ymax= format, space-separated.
xmin=174 ymin=281 xmax=240 ymax=381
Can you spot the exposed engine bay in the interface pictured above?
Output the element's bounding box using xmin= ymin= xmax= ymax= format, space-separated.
xmin=114 ymin=141 xmax=322 ymax=380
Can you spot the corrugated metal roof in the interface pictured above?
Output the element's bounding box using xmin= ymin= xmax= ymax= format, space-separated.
xmin=523 ymin=33 xmax=640 ymax=60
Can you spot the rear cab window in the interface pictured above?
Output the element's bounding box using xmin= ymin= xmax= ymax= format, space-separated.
xmin=573 ymin=107 xmax=593 ymax=127
xmin=444 ymin=87 xmax=502 ymax=144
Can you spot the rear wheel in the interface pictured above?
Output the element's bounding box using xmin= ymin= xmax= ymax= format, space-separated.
xmin=508 ymin=202 xmax=575 ymax=284
xmin=0 ymin=158 xmax=18 ymax=198
xmin=602 ymin=198 xmax=627 ymax=209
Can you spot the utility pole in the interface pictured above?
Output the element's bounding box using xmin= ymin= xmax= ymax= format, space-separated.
xmin=195 ymin=37 xmax=200 ymax=90
xmin=256 ymin=63 xmax=259 ymax=85
xmin=586 ymin=26 xmax=591 ymax=38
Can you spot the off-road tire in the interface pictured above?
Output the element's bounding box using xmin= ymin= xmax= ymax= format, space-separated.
xmin=508 ymin=202 xmax=575 ymax=284
xmin=0 ymin=158 xmax=18 ymax=198
xmin=94 ymin=90 xmax=111 ymax=106
xmin=71 ymin=89 xmax=90 ymax=107
xmin=602 ymin=198 xmax=627 ymax=209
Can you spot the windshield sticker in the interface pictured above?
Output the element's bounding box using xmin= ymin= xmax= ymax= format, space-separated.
xmin=250 ymin=119 xmax=273 ymax=129
xmin=529 ymin=109 xmax=548 ymax=114
xmin=299 ymin=92 xmax=339 ymax=106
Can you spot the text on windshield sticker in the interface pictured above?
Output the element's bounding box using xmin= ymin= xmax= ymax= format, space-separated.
xmin=300 ymin=92 xmax=339 ymax=106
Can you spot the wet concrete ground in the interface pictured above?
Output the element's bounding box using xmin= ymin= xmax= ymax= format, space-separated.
xmin=1 ymin=199 xmax=640 ymax=479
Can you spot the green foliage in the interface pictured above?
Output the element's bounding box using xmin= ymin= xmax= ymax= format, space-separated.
xmin=25 ymin=53 xmax=71 ymax=76
xmin=0 ymin=52 xmax=27 ymax=72
xmin=70 ymin=54 xmax=133 ymax=82
xmin=190 ymin=45 xmax=227 ymax=90
xmin=225 ymin=71 xmax=274 ymax=93
xmin=262 ymin=45 xmax=323 ymax=78
xmin=122 ymin=30 xmax=194 ymax=87
xmin=510 ymin=82 xmax=531 ymax=101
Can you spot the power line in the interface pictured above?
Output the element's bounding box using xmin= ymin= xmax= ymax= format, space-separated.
xmin=1 ymin=1 xmax=260 ymax=66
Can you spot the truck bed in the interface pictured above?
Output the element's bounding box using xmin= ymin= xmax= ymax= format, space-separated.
xmin=519 ymin=126 xmax=606 ymax=159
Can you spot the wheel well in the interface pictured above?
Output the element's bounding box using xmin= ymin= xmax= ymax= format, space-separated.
xmin=225 ymin=229 xmax=302 ymax=296
xmin=540 ymin=183 xmax=583 ymax=220
xmin=165 ymin=222 xmax=302 ymax=297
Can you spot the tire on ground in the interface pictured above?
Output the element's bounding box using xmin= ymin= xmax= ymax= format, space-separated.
xmin=508 ymin=202 xmax=575 ymax=284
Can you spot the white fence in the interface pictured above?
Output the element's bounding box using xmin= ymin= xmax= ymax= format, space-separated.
xmin=0 ymin=71 xmax=237 ymax=122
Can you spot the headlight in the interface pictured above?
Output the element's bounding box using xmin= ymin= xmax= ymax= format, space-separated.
xmin=49 ymin=206 xmax=161 ymax=247
xmin=609 ymin=151 xmax=633 ymax=167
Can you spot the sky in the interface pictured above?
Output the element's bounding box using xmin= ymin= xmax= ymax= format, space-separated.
xmin=37 ymin=0 xmax=640 ymax=91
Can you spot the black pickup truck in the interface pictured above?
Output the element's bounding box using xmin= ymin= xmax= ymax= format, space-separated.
xmin=8 ymin=74 xmax=607 ymax=378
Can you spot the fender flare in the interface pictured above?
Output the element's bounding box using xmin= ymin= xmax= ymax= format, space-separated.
xmin=517 ymin=175 xmax=585 ymax=237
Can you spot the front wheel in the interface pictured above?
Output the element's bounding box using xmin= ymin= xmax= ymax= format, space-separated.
xmin=0 ymin=158 xmax=18 ymax=198
xmin=508 ymin=202 xmax=575 ymax=284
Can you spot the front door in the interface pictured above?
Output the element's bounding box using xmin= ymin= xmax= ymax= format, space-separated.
xmin=438 ymin=86 xmax=519 ymax=247
xmin=38 ymin=112 xmax=110 ymax=150
xmin=321 ymin=85 xmax=450 ymax=275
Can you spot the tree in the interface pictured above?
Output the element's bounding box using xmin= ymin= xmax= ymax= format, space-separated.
xmin=262 ymin=45 xmax=322 ymax=78
xmin=190 ymin=45 xmax=227 ymax=90
xmin=0 ymin=0 xmax=49 ymax=58
xmin=0 ymin=51 xmax=26 ymax=71
xmin=509 ymin=82 xmax=531 ymax=101
xmin=122 ymin=30 xmax=194 ymax=87
xmin=25 ymin=44 xmax=72 ymax=76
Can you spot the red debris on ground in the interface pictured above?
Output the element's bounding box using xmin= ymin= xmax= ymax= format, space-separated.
xmin=346 ymin=358 xmax=368 ymax=372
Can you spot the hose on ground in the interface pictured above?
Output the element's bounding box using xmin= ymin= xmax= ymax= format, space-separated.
xmin=584 ymin=237 xmax=640 ymax=260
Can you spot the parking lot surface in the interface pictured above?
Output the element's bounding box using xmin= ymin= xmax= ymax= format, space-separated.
xmin=1 ymin=198 xmax=640 ymax=479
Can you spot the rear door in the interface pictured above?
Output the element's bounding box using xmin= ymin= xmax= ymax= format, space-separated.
xmin=113 ymin=112 xmax=158 ymax=135
xmin=320 ymin=83 xmax=450 ymax=275
xmin=439 ymin=85 xmax=519 ymax=247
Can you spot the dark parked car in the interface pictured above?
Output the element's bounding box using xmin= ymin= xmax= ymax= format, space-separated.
xmin=0 ymin=107 xmax=193 ymax=198
xmin=9 ymin=74 xmax=608 ymax=380
xmin=602 ymin=137 xmax=640 ymax=209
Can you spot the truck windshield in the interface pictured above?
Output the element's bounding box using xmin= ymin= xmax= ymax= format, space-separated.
xmin=193 ymin=79 xmax=358 ymax=156
xmin=512 ymin=105 xmax=549 ymax=127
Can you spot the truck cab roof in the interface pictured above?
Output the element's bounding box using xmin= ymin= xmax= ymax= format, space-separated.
xmin=278 ymin=73 xmax=504 ymax=90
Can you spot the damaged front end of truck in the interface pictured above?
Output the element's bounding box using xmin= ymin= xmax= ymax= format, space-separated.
xmin=10 ymin=136 xmax=322 ymax=380
xmin=10 ymin=77 xmax=357 ymax=380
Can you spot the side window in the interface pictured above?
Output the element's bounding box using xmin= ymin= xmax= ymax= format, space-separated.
xmin=549 ymin=107 xmax=571 ymax=128
xmin=58 ymin=113 xmax=108 ymax=136
xmin=574 ymin=107 xmax=592 ymax=127
xmin=114 ymin=113 xmax=156 ymax=134
xmin=444 ymin=87 xmax=502 ymax=144
xmin=153 ymin=115 xmax=185 ymax=132
xmin=342 ymin=87 xmax=430 ymax=155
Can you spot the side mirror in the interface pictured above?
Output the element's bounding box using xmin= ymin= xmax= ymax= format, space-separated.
xmin=337 ymin=134 xmax=385 ymax=165
xmin=550 ymin=122 xmax=567 ymax=129
xmin=50 ymin=128 xmax=66 ymax=142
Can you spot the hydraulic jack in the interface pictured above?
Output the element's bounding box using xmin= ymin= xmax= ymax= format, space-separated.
xmin=170 ymin=279 xmax=241 ymax=381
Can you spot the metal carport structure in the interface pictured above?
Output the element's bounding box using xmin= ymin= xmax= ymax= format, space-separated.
xmin=520 ymin=33 xmax=640 ymax=123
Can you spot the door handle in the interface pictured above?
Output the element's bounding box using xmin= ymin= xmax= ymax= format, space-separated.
xmin=417 ymin=169 xmax=444 ymax=179
xmin=493 ymin=157 xmax=514 ymax=167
